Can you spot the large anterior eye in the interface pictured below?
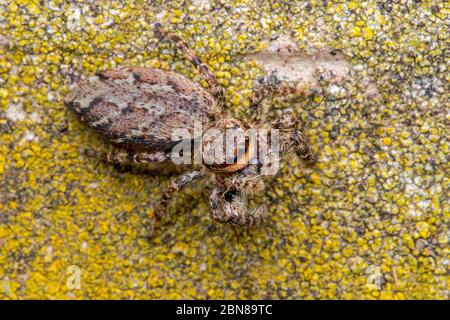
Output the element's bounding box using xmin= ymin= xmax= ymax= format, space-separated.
xmin=203 ymin=119 xmax=254 ymax=174
xmin=223 ymin=189 xmax=239 ymax=202
xmin=223 ymin=190 xmax=237 ymax=202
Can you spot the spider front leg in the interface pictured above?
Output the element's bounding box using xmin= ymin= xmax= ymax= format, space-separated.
xmin=294 ymin=132 xmax=317 ymax=166
xmin=271 ymin=113 xmax=318 ymax=166
xmin=209 ymin=187 xmax=269 ymax=228
xmin=154 ymin=23 xmax=226 ymax=115
xmin=154 ymin=169 xmax=205 ymax=229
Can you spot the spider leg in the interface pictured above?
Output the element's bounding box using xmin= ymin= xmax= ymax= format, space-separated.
xmin=83 ymin=148 xmax=186 ymax=175
xmin=154 ymin=23 xmax=226 ymax=115
xmin=83 ymin=148 xmax=169 ymax=167
xmin=106 ymin=149 xmax=168 ymax=165
xmin=271 ymin=115 xmax=317 ymax=166
xmin=154 ymin=169 xmax=205 ymax=229
xmin=295 ymin=132 xmax=317 ymax=166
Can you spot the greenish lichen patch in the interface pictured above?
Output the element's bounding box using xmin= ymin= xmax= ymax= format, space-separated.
xmin=0 ymin=0 xmax=448 ymax=299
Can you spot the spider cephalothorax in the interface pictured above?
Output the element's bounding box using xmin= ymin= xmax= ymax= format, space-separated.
xmin=65 ymin=23 xmax=317 ymax=233
xmin=201 ymin=117 xmax=254 ymax=174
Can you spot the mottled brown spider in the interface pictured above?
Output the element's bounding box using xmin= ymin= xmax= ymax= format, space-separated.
xmin=65 ymin=23 xmax=316 ymax=233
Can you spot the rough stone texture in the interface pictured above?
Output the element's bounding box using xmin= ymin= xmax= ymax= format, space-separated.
xmin=0 ymin=0 xmax=448 ymax=299
xmin=247 ymin=35 xmax=359 ymax=93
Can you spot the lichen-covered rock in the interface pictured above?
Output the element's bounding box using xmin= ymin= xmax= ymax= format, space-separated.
xmin=0 ymin=0 xmax=448 ymax=299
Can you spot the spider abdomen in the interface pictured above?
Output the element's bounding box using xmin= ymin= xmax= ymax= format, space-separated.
xmin=65 ymin=67 xmax=213 ymax=151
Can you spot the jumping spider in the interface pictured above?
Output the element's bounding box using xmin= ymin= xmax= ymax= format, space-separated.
xmin=65 ymin=23 xmax=316 ymax=232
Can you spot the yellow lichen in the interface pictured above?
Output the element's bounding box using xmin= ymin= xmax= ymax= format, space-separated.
xmin=0 ymin=0 xmax=447 ymax=300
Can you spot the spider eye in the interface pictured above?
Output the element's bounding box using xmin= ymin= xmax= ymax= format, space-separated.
xmin=224 ymin=189 xmax=238 ymax=202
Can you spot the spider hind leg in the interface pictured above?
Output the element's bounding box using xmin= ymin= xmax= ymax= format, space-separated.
xmin=154 ymin=23 xmax=226 ymax=114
